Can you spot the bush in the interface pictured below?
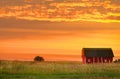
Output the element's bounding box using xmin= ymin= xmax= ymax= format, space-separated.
xmin=34 ymin=56 xmax=44 ymax=62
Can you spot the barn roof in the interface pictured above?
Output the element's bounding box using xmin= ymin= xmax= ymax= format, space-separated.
xmin=82 ymin=48 xmax=114 ymax=57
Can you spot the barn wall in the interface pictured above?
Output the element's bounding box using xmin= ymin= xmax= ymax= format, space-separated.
xmin=84 ymin=57 xmax=113 ymax=64
xmin=86 ymin=57 xmax=93 ymax=64
xmin=82 ymin=49 xmax=86 ymax=64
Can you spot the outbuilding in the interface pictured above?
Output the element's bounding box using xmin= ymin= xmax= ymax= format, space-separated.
xmin=82 ymin=48 xmax=114 ymax=64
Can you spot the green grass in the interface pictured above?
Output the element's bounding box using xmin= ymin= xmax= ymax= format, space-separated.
xmin=0 ymin=60 xmax=120 ymax=79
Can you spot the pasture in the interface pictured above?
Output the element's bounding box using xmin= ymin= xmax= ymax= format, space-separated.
xmin=0 ymin=60 xmax=120 ymax=79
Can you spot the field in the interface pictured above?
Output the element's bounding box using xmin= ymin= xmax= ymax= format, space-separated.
xmin=0 ymin=60 xmax=120 ymax=79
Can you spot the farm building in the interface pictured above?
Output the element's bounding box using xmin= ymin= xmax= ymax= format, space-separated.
xmin=82 ymin=48 xmax=114 ymax=64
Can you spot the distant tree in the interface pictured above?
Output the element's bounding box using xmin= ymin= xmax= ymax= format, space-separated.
xmin=114 ymin=59 xmax=120 ymax=63
xmin=34 ymin=56 xmax=44 ymax=62
xmin=114 ymin=60 xmax=118 ymax=63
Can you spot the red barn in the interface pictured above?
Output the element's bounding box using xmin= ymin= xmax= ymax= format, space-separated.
xmin=82 ymin=48 xmax=114 ymax=64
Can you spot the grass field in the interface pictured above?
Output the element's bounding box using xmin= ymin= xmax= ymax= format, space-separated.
xmin=0 ymin=60 xmax=120 ymax=79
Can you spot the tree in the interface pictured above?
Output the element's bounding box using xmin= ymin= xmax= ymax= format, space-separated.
xmin=34 ymin=56 xmax=44 ymax=62
xmin=114 ymin=59 xmax=120 ymax=63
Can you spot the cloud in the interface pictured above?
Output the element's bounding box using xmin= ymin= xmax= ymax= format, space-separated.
xmin=0 ymin=28 xmax=73 ymax=40
xmin=0 ymin=17 xmax=120 ymax=30
xmin=0 ymin=17 xmax=120 ymax=40
xmin=0 ymin=0 xmax=119 ymax=22
xmin=106 ymin=15 xmax=120 ymax=20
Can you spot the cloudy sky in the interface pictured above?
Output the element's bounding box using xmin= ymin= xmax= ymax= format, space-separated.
xmin=0 ymin=0 xmax=120 ymax=61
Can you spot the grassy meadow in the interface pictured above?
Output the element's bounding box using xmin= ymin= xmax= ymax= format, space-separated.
xmin=0 ymin=60 xmax=120 ymax=79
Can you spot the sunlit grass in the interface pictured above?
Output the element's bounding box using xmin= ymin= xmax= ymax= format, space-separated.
xmin=0 ymin=60 xmax=120 ymax=79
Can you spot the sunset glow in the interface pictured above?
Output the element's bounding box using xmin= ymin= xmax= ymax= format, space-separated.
xmin=0 ymin=0 xmax=120 ymax=61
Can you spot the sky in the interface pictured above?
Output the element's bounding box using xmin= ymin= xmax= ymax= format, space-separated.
xmin=0 ymin=0 xmax=120 ymax=61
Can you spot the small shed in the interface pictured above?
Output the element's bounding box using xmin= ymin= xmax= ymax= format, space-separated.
xmin=82 ymin=48 xmax=114 ymax=64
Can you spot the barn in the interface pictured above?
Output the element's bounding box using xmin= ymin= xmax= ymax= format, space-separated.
xmin=82 ymin=48 xmax=114 ymax=64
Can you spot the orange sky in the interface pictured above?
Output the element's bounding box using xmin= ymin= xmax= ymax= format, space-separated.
xmin=0 ymin=0 xmax=120 ymax=61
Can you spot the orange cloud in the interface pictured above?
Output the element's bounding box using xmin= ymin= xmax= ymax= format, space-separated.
xmin=0 ymin=0 xmax=119 ymax=22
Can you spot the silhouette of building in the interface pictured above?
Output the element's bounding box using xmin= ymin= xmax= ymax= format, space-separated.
xmin=82 ymin=48 xmax=114 ymax=64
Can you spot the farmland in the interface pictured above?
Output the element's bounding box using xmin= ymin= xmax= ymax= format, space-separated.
xmin=0 ymin=60 xmax=120 ymax=79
